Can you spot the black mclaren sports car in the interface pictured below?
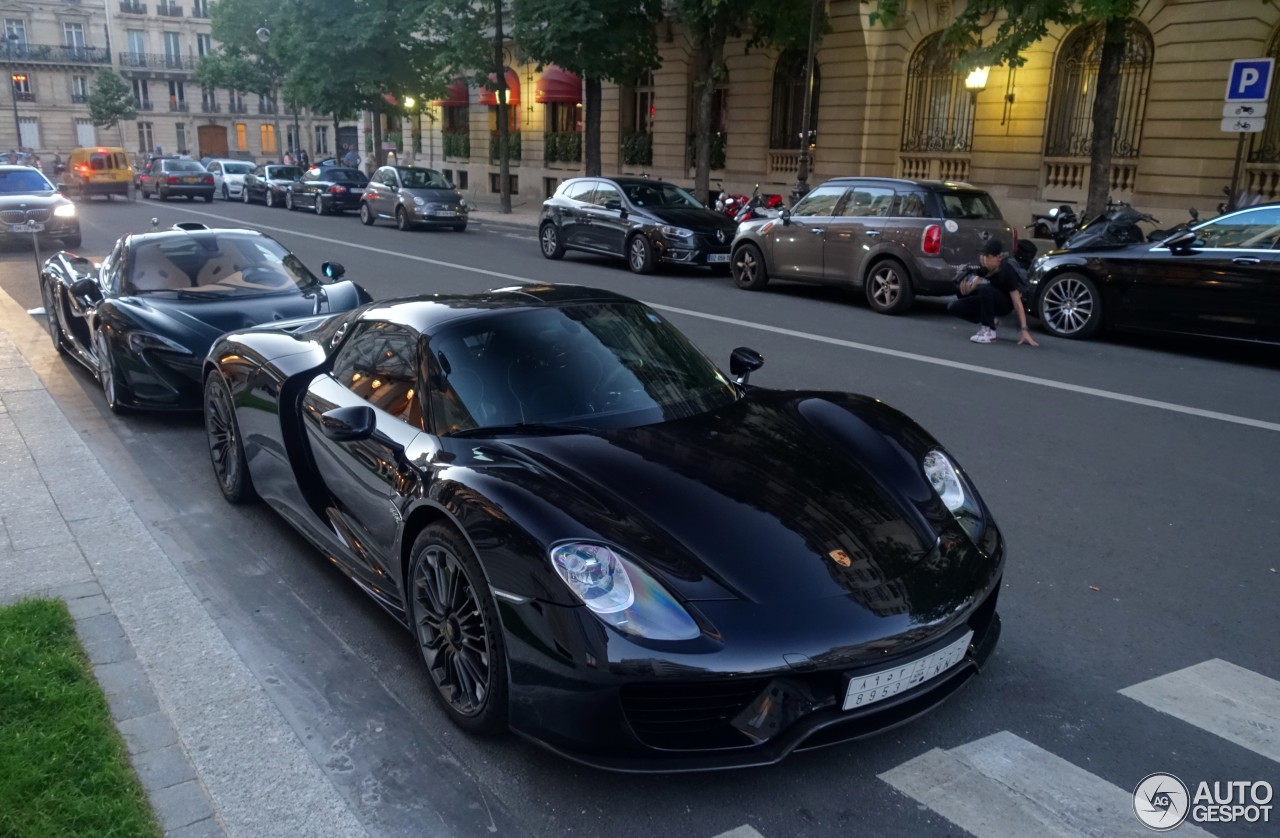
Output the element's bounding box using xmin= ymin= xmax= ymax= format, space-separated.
xmin=202 ymin=284 xmax=1004 ymax=770
xmin=41 ymin=223 xmax=371 ymax=412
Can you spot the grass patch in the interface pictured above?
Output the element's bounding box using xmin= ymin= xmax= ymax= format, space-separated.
xmin=0 ymin=599 xmax=160 ymax=837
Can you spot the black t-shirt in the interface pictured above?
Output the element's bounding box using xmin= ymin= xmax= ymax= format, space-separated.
xmin=979 ymin=259 xmax=1020 ymax=297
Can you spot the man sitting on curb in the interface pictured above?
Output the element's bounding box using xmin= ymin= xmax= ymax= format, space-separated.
xmin=949 ymin=238 xmax=1039 ymax=346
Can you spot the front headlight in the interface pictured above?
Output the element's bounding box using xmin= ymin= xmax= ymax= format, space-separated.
xmin=54 ymin=203 xmax=77 ymax=218
xmin=550 ymin=542 xmax=701 ymax=641
xmin=922 ymin=449 xmax=984 ymax=540
xmin=126 ymin=331 xmax=191 ymax=354
xmin=660 ymin=225 xmax=694 ymax=240
xmin=413 ymin=197 xmax=426 ymax=207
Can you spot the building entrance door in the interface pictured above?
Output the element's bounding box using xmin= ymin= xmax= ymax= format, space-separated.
xmin=197 ymin=124 xmax=228 ymax=159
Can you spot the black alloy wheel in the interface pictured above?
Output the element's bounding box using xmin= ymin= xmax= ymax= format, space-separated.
xmin=94 ymin=330 xmax=123 ymax=413
xmin=1038 ymin=272 xmax=1101 ymax=339
xmin=539 ymin=222 xmax=564 ymax=259
xmin=865 ymin=259 xmax=915 ymax=314
xmin=627 ymin=234 xmax=655 ymax=274
xmin=204 ymin=371 xmax=256 ymax=504
xmin=360 ymin=203 xmax=375 ymax=225
xmin=732 ymin=243 xmax=769 ymax=290
xmin=265 ymin=188 xmax=276 ymax=208
xmin=407 ymin=524 xmax=508 ymax=735
xmin=41 ymin=278 xmax=66 ymax=354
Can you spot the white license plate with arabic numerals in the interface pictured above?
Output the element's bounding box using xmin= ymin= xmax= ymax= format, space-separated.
xmin=842 ymin=631 xmax=972 ymax=711
xmin=9 ymin=222 xmax=43 ymax=233
xmin=707 ymin=253 xmax=730 ymax=263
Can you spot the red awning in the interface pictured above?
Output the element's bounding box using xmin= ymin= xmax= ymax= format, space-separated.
xmin=535 ymin=66 xmax=582 ymax=104
xmin=433 ymin=80 xmax=469 ymax=108
xmin=383 ymin=92 xmax=399 ymax=106
xmin=479 ymin=68 xmax=520 ymax=107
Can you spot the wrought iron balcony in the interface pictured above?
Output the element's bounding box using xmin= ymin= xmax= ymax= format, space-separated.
xmin=0 ymin=44 xmax=111 ymax=65
xmin=201 ymin=101 xmax=220 ymax=113
xmin=157 ymin=2 xmax=183 ymax=16
xmin=169 ymin=101 xmax=189 ymax=112
xmin=71 ymin=93 xmax=89 ymax=104
xmin=227 ymin=103 xmax=248 ymax=114
xmin=258 ymin=103 xmax=277 ymax=114
xmin=118 ymin=52 xmax=197 ymax=71
xmin=191 ymin=4 xmax=211 ymax=19
xmin=134 ymin=99 xmax=154 ymax=111
xmin=119 ymin=2 xmax=147 ymax=14
xmin=13 ymin=92 xmax=35 ymax=103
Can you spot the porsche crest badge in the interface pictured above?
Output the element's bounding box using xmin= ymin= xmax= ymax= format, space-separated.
xmin=829 ymin=549 xmax=852 ymax=567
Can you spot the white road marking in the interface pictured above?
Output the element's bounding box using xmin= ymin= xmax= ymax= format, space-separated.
xmin=879 ymin=730 xmax=1214 ymax=837
xmin=1121 ymin=659 xmax=1280 ymax=764
xmin=164 ymin=207 xmax=1280 ymax=435
xmin=710 ymin=828 xmax=766 ymax=838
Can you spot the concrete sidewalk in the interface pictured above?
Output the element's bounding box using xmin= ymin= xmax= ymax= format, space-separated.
xmin=0 ymin=288 xmax=369 ymax=837
xmin=461 ymin=195 xmax=541 ymax=229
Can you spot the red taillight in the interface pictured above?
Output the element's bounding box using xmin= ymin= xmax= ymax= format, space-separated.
xmin=77 ymin=164 xmax=90 ymax=175
xmin=166 ymin=176 xmax=179 ymax=184
xmin=329 ymin=184 xmax=347 ymax=194
xmin=923 ymin=224 xmax=942 ymax=255
xmin=203 ymin=175 xmax=213 ymax=184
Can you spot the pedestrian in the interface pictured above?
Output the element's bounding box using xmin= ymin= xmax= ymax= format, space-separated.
xmin=948 ymin=238 xmax=1039 ymax=346
xmin=342 ymin=144 xmax=359 ymax=168
xmin=283 ymin=149 xmax=294 ymax=166
xmin=297 ymin=148 xmax=309 ymax=168
xmin=362 ymin=151 xmax=375 ymax=176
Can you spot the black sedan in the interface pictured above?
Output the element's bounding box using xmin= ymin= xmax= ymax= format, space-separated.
xmin=40 ymin=223 xmax=371 ymax=412
xmin=0 ymin=165 xmax=80 ymax=247
xmin=242 ymin=165 xmax=304 ymax=208
xmin=1029 ymin=203 xmax=1280 ymax=344
xmin=201 ymin=284 xmax=1004 ymax=770
xmin=286 ymin=166 xmax=369 ymax=215
xmin=539 ymin=177 xmax=738 ymax=274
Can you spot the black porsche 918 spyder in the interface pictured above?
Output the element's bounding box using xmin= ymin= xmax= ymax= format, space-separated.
xmin=202 ymin=284 xmax=1004 ymax=771
xmin=40 ymin=223 xmax=372 ymax=412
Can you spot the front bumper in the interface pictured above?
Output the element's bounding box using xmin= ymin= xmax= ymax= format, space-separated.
xmin=1 ymin=219 xmax=81 ymax=242
xmin=407 ymin=206 xmax=468 ymax=226
xmin=116 ymin=347 xmax=204 ymax=410
xmin=655 ymin=232 xmax=732 ymax=267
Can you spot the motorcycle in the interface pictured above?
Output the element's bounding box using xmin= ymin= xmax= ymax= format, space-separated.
xmin=733 ymin=184 xmax=785 ymax=223
xmin=1027 ymin=200 xmax=1078 ymax=248
xmin=713 ymin=183 xmax=749 ymax=219
xmin=1059 ymin=203 xmax=1161 ymax=249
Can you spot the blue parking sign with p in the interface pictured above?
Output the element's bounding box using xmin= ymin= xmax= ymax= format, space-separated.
xmin=1226 ymin=59 xmax=1274 ymax=102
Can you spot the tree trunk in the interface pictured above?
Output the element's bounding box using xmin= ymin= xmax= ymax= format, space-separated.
xmin=691 ymin=15 xmax=727 ymax=206
xmin=1085 ymin=17 xmax=1127 ymax=218
xmin=272 ymin=86 xmax=283 ymax=164
xmin=494 ymin=0 xmax=511 ymax=214
xmin=584 ymin=76 xmax=601 ymax=177
xmin=372 ymin=104 xmax=384 ymax=168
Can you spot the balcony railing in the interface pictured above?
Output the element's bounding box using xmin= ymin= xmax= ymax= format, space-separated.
xmin=118 ymin=52 xmax=197 ymax=71
xmin=157 ymin=3 xmax=183 ymax=16
xmin=169 ymin=101 xmax=189 ymax=112
xmin=71 ymin=93 xmax=89 ymax=104
xmin=192 ymin=5 xmax=210 ymax=19
xmin=258 ymin=103 xmax=277 ymax=114
xmin=227 ymin=103 xmax=247 ymax=114
xmin=201 ymin=101 xmax=220 ymax=113
xmin=13 ymin=92 xmax=35 ymax=103
xmin=0 ymin=44 xmax=111 ymax=65
xmin=119 ymin=2 xmax=147 ymax=14
xmin=134 ymin=99 xmax=154 ymax=111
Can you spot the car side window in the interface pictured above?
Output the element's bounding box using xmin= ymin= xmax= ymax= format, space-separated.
xmin=562 ymin=181 xmax=596 ymax=203
xmin=894 ymin=191 xmax=929 ymax=218
xmin=208 ymin=162 xmax=220 ymax=174
xmin=331 ymin=321 xmax=425 ymax=429
xmin=1195 ymin=207 xmax=1280 ymax=250
xmin=591 ymin=184 xmax=623 ymax=208
xmin=839 ymin=187 xmax=894 ymax=218
xmin=791 ymin=185 xmax=847 ymax=217
xmin=101 ymin=242 xmax=124 ymax=293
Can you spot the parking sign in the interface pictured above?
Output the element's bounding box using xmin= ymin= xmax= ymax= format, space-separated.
xmin=1225 ymin=58 xmax=1274 ymax=102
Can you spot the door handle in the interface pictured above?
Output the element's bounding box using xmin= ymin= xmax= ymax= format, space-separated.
xmin=1232 ymin=257 xmax=1262 ymax=265
xmin=865 ymin=230 xmax=881 ymax=237
xmin=809 ymin=227 xmax=824 ymax=235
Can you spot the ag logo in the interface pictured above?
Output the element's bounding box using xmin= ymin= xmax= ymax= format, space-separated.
xmin=1134 ymin=773 xmax=1190 ymax=831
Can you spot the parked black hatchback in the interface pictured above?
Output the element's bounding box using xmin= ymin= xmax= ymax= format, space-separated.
xmin=539 ymin=177 xmax=738 ymax=274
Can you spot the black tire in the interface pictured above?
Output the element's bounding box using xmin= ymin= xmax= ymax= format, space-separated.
xmin=731 ymin=243 xmax=769 ymax=290
xmin=1037 ymin=271 xmax=1101 ymax=339
xmin=265 ymin=189 xmax=276 ymax=208
xmin=452 ymin=223 xmax=465 ymax=232
xmin=94 ymin=330 xmax=125 ymax=414
xmin=315 ymin=194 xmax=326 ymax=215
xmin=203 ymin=371 xmax=256 ymax=504
xmin=285 ymin=191 xmax=296 ymax=211
xmin=142 ymin=184 xmax=151 ymax=200
xmin=627 ymin=234 xmax=655 ymax=274
xmin=158 ymin=188 xmax=169 ymax=202
xmin=865 ymin=258 xmax=915 ymax=314
xmin=538 ymin=222 xmax=564 ymax=259
xmin=359 ymin=202 xmax=375 ymax=225
xmin=41 ymin=277 xmax=66 ymax=354
xmin=406 ymin=524 xmax=508 ymax=736
xmin=204 ymin=193 xmax=213 ymax=203
xmin=396 ymin=207 xmax=412 ymax=231
xmin=186 ymin=194 xmax=195 ymax=201
xmin=222 ymin=184 xmax=230 ymax=200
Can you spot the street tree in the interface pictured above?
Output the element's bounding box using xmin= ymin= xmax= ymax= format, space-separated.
xmin=674 ymin=0 xmax=824 ymax=204
xmin=86 ymin=69 xmax=136 ymax=149
xmin=512 ymin=0 xmax=663 ymax=177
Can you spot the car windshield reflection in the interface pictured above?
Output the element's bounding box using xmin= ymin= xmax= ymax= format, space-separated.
xmin=125 ymin=233 xmax=318 ymax=297
xmin=621 ymin=182 xmax=704 ymax=208
xmin=0 ymin=170 xmax=55 ymax=193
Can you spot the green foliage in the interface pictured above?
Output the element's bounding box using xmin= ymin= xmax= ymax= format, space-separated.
xmin=489 ymin=131 xmax=522 ymax=164
xmin=443 ymin=130 xmax=471 ymax=158
xmin=544 ymin=131 xmax=582 ymax=164
xmin=621 ymin=132 xmax=652 ymax=167
xmin=686 ymin=132 xmax=726 ymax=170
xmin=86 ymin=69 xmax=136 ymax=129
xmin=0 ymin=599 xmax=160 ymax=837
xmin=512 ymin=0 xmax=662 ymax=85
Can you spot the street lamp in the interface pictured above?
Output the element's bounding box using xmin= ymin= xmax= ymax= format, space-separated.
xmin=7 ymin=34 xmax=21 ymax=150
xmin=964 ymin=67 xmax=990 ymax=93
xmin=790 ymin=0 xmax=821 ymax=205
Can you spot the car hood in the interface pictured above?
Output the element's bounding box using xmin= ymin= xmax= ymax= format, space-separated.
xmin=0 ymin=190 xmax=70 ymax=210
xmin=402 ymin=187 xmax=465 ymax=203
xmin=125 ymin=283 xmax=358 ymax=345
xmin=645 ymin=206 xmax=737 ymax=235
xmin=469 ymin=391 xmax=959 ymax=607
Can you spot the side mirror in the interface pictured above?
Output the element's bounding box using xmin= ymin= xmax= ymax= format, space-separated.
xmin=780 ymin=207 xmax=792 ymax=226
xmin=319 ymin=405 xmax=376 ymax=442
xmin=1189 ymin=208 xmax=1199 ymax=222
xmin=322 ymin=261 xmax=345 ymax=279
xmin=729 ymin=346 xmax=764 ymax=385
xmin=1162 ymin=229 xmax=1197 ymax=251
xmin=70 ymin=277 xmax=101 ymax=302
xmin=604 ymin=198 xmax=623 ymax=212
xmin=56 ymin=183 xmax=68 ymax=195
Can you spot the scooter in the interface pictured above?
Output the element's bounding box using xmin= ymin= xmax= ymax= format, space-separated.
xmin=713 ymin=183 xmax=749 ymax=219
xmin=733 ymin=184 xmax=785 ymax=223
xmin=1027 ymin=201 xmax=1078 ymax=248
xmin=1059 ymin=203 xmax=1160 ymax=249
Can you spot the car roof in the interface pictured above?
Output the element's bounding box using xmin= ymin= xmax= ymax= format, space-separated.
xmin=820 ymin=176 xmax=986 ymax=192
xmin=357 ymin=284 xmax=640 ymax=334
xmin=564 ymin=176 xmax=675 ymax=189
xmin=0 ymin=164 xmax=43 ymax=173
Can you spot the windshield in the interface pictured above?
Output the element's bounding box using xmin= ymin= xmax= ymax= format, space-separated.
xmin=0 ymin=169 xmax=54 ymax=193
xmin=939 ymin=191 xmax=1002 ymax=220
xmin=621 ymin=181 xmax=704 ymax=208
xmin=397 ymin=168 xmax=451 ymax=188
xmin=222 ymin=162 xmax=253 ymax=174
xmin=322 ymin=168 xmax=367 ymax=184
xmin=428 ymin=301 xmax=738 ymax=435
xmin=266 ymin=166 xmax=303 ymax=180
xmin=125 ymin=233 xmax=318 ymax=297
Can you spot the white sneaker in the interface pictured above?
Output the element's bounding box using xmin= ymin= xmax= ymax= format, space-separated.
xmin=970 ymin=326 xmax=997 ymax=344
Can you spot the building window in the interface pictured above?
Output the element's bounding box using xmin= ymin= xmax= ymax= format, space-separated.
xmin=770 ymin=50 xmax=819 ymax=151
xmin=11 ymin=72 xmax=31 ymax=99
xmin=18 ymin=116 xmax=38 ymax=148
xmin=314 ymin=125 xmax=329 ymax=155
xmin=260 ymin=124 xmax=277 ymax=153
xmin=1045 ymin=20 xmax=1153 ymax=158
xmin=175 ymin=123 xmax=187 ymax=154
xmin=168 ymin=80 xmax=186 ymax=111
xmin=200 ymin=86 xmax=215 ymax=111
xmin=75 ymin=117 xmax=95 ymax=147
xmin=443 ymin=105 xmax=468 ymax=133
xmin=229 ymin=90 xmax=245 ymax=114
xmin=127 ymin=29 xmax=145 ymax=60
xmin=258 ymin=93 xmax=276 ymax=114
xmin=138 ymin=121 xmax=155 ymax=154
xmin=4 ymin=19 xmax=25 ymax=46
xmin=163 ymin=32 xmax=181 ymax=67
xmin=197 ymin=33 xmax=212 ymax=58
xmin=132 ymin=78 xmax=150 ymax=110
xmin=1248 ymin=27 xmax=1280 ymax=165
xmin=546 ymin=102 xmax=580 ymax=133
xmin=621 ymin=70 xmax=654 ymax=136
xmin=63 ymin=23 xmax=86 ymax=48
xmin=193 ymin=0 xmax=210 ymax=18
xmin=235 ymin=122 xmax=248 ymax=152
xmin=71 ymin=75 xmax=88 ymax=103
xmin=900 ymin=33 xmax=974 ymax=153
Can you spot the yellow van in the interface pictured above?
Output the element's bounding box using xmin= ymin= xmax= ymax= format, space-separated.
xmin=65 ymin=147 xmax=133 ymax=200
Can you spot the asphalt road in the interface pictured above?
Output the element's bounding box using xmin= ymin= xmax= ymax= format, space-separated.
xmin=3 ymin=196 xmax=1278 ymax=837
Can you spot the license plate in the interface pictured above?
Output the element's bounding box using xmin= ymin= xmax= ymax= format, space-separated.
xmin=842 ymin=631 xmax=972 ymax=711
xmin=708 ymin=253 xmax=730 ymax=263
xmin=9 ymin=222 xmax=43 ymax=233
xmin=183 ymin=176 xmax=199 ymax=183
xmin=351 ymin=188 xmax=364 ymax=195
xmin=92 ymin=174 xmax=112 ymax=181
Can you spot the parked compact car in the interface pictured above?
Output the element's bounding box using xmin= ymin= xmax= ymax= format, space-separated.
xmin=63 ymin=147 xmax=133 ymax=200
xmin=39 ymin=223 xmax=371 ymax=412
xmin=1028 ymin=203 xmax=1280 ymax=344
xmin=205 ymin=159 xmax=256 ymax=200
xmin=731 ymin=177 xmax=1014 ymax=313
xmin=286 ymin=166 xmax=369 ymax=215
xmin=242 ymin=165 xmax=304 ymax=208
xmin=139 ymin=158 xmax=215 ymax=202
xmin=202 ymin=283 xmax=1004 ymax=770
xmin=0 ymin=165 xmax=80 ymax=247
xmin=539 ymin=177 xmax=737 ymax=274
xmin=358 ymin=165 xmax=468 ymax=231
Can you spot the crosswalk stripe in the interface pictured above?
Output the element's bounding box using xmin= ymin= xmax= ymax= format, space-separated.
xmin=879 ymin=730 xmax=1213 ymax=837
xmin=1121 ymin=658 xmax=1280 ymax=764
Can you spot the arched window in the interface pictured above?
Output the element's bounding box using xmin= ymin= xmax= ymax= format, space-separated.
xmin=1249 ymin=27 xmax=1280 ymax=164
xmin=901 ymin=33 xmax=974 ymax=153
xmin=1045 ymin=21 xmax=1153 ymax=158
xmin=770 ymin=50 xmax=819 ymax=151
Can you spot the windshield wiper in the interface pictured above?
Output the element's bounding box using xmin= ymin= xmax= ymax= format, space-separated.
xmin=449 ymin=422 xmax=597 ymax=438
